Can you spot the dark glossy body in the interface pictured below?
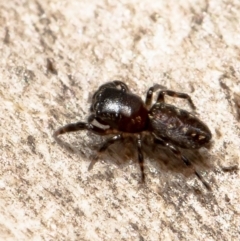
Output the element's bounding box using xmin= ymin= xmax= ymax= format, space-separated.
xmin=90 ymin=82 xmax=211 ymax=149
xmin=54 ymin=81 xmax=212 ymax=190
xmin=91 ymin=84 xmax=148 ymax=132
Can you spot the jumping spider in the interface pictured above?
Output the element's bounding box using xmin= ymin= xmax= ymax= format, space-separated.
xmin=54 ymin=81 xmax=212 ymax=190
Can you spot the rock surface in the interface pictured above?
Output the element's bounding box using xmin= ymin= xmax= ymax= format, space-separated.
xmin=0 ymin=0 xmax=239 ymax=240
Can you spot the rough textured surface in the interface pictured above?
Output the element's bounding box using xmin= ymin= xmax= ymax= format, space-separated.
xmin=0 ymin=0 xmax=239 ymax=240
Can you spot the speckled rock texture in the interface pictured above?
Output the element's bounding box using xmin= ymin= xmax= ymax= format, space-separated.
xmin=0 ymin=0 xmax=239 ymax=240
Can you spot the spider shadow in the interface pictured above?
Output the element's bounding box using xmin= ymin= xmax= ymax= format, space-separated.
xmin=53 ymin=132 xmax=213 ymax=184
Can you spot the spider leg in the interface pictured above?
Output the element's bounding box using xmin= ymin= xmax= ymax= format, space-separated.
xmin=136 ymin=134 xmax=145 ymax=183
xmin=54 ymin=112 xmax=119 ymax=137
xmin=156 ymin=90 xmax=196 ymax=110
xmin=88 ymin=134 xmax=123 ymax=170
xmin=145 ymin=84 xmax=166 ymax=107
xmin=53 ymin=121 xmax=112 ymax=137
xmin=154 ymin=137 xmax=211 ymax=191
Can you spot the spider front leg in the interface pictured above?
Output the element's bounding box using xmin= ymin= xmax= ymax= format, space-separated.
xmin=156 ymin=90 xmax=196 ymax=110
xmin=54 ymin=116 xmax=123 ymax=170
xmin=53 ymin=121 xmax=113 ymax=137
xmin=145 ymin=84 xmax=166 ymax=107
xmin=154 ymin=137 xmax=211 ymax=191
xmin=136 ymin=134 xmax=145 ymax=183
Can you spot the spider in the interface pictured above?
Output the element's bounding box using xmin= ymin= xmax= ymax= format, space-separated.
xmin=54 ymin=81 xmax=212 ymax=190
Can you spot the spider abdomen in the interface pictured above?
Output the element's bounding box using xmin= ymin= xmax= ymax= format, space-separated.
xmin=148 ymin=103 xmax=212 ymax=149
